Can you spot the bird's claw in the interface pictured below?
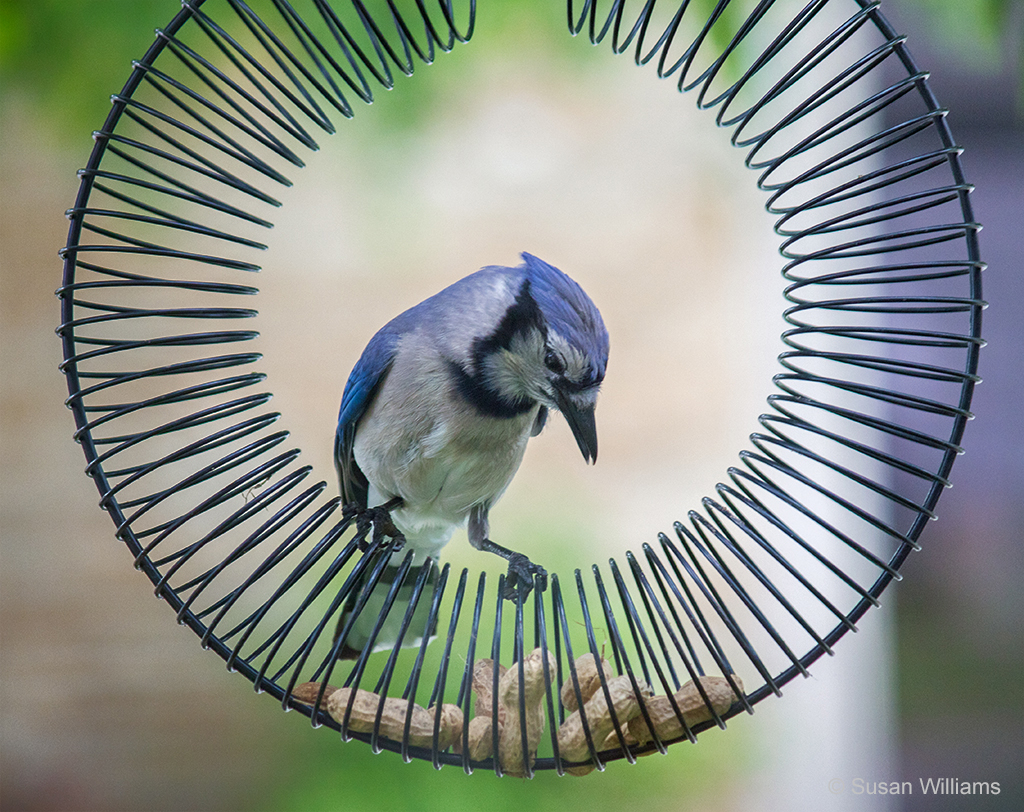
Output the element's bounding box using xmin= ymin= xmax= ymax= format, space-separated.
xmin=346 ymin=500 xmax=406 ymax=553
xmin=502 ymin=553 xmax=548 ymax=601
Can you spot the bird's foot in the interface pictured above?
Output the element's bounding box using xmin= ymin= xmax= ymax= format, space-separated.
xmin=476 ymin=537 xmax=548 ymax=602
xmin=346 ymin=497 xmax=405 ymax=553
xmin=502 ymin=552 xmax=548 ymax=602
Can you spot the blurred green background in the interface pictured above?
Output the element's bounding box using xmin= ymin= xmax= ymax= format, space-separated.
xmin=2 ymin=1 xmax=1021 ymax=811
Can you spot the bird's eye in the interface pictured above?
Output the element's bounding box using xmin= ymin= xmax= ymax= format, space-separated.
xmin=544 ymin=350 xmax=565 ymax=375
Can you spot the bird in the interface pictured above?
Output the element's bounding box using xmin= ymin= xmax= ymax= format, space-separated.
xmin=332 ymin=252 xmax=609 ymax=659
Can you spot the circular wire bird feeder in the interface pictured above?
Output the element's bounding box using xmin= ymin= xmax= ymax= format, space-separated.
xmin=58 ymin=0 xmax=983 ymax=776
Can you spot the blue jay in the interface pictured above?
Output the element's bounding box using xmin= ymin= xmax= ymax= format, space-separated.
xmin=333 ymin=252 xmax=608 ymax=659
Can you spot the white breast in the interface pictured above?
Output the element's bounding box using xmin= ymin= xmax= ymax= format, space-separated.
xmin=352 ymin=347 xmax=540 ymax=561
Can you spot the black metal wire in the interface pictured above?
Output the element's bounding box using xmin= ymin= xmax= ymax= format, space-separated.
xmin=57 ymin=0 xmax=983 ymax=774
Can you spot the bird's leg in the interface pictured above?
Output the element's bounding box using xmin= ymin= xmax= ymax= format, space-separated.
xmin=477 ymin=538 xmax=548 ymax=601
xmin=344 ymin=496 xmax=406 ymax=552
xmin=468 ymin=505 xmax=546 ymax=601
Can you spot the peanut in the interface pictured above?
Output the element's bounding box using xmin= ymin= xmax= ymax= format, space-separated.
xmin=435 ymin=703 xmax=465 ymax=751
xmin=471 ymin=658 xmax=507 ymax=723
xmin=291 ymin=681 xmax=337 ymax=706
xmin=557 ymin=675 xmax=653 ymax=775
xmin=497 ymin=648 xmax=556 ymax=777
xmin=325 ymin=686 xmax=464 ymax=750
xmin=628 ymin=675 xmax=744 ymax=746
xmin=465 ymin=714 xmax=496 ymax=761
xmin=560 ymin=652 xmax=612 ymax=713
xmin=600 ymin=726 xmax=640 ymax=753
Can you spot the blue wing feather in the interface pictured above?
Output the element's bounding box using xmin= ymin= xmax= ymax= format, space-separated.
xmin=338 ymin=330 xmax=400 ymax=430
xmin=334 ymin=327 xmax=402 ymax=508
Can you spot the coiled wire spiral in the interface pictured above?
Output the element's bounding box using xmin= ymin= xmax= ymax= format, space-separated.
xmin=57 ymin=0 xmax=983 ymax=776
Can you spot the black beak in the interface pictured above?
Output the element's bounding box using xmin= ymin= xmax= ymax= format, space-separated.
xmin=554 ymin=389 xmax=598 ymax=464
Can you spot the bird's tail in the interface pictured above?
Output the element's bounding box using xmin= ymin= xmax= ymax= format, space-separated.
xmin=334 ymin=554 xmax=440 ymax=660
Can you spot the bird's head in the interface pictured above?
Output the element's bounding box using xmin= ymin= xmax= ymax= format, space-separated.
xmin=474 ymin=253 xmax=609 ymax=463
